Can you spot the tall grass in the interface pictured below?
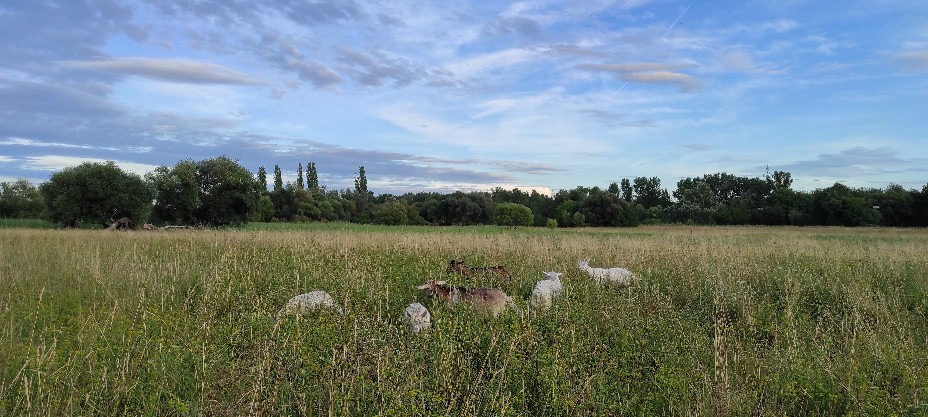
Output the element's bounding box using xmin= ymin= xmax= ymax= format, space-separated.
xmin=1 ymin=226 xmax=926 ymax=415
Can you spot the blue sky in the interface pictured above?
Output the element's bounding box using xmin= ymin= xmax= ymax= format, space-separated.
xmin=1 ymin=0 xmax=926 ymax=195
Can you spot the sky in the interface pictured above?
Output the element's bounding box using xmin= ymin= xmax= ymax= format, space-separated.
xmin=1 ymin=0 xmax=927 ymax=195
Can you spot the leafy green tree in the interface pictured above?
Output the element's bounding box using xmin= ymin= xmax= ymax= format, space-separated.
xmin=307 ymin=162 xmax=319 ymax=190
xmin=495 ymin=202 xmax=533 ymax=227
xmin=768 ymin=170 xmax=793 ymax=190
xmin=572 ymin=211 xmax=586 ymax=227
xmin=871 ymin=184 xmax=914 ymax=227
xmin=297 ymin=163 xmax=304 ymax=190
xmin=607 ymin=182 xmax=620 ymax=197
xmin=351 ymin=166 xmax=373 ymax=223
xmin=620 ymin=178 xmax=633 ymax=203
xmin=41 ymin=162 xmax=152 ymax=228
xmin=810 ymin=183 xmax=876 ymax=226
xmin=0 ymin=179 xmax=44 ymax=218
xmin=580 ymin=188 xmax=635 ymax=226
xmin=373 ymin=200 xmax=410 ymax=225
xmin=273 ymin=165 xmax=283 ymax=191
xmin=147 ymin=161 xmax=199 ymax=225
xmin=257 ymin=166 xmax=268 ymax=193
xmin=149 ymin=157 xmax=257 ymax=226
xmin=251 ymin=195 xmax=274 ymax=222
xmin=633 ymin=177 xmax=671 ymax=209
xmin=354 ymin=166 xmax=368 ymax=195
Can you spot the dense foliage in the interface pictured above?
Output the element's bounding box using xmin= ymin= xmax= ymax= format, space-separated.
xmin=0 ymin=179 xmax=43 ymax=218
xmin=39 ymin=162 xmax=152 ymax=228
xmin=494 ymin=202 xmax=533 ymax=227
xmin=8 ymin=158 xmax=928 ymax=228
xmin=147 ymin=156 xmax=258 ymax=226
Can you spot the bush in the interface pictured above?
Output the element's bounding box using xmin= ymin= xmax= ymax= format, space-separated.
xmin=495 ymin=203 xmax=533 ymax=228
xmin=546 ymin=218 xmax=558 ymax=229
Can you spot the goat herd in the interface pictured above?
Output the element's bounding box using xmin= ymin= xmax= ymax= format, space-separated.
xmin=276 ymin=258 xmax=637 ymax=334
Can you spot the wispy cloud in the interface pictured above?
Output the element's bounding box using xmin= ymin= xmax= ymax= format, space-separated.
xmin=0 ymin=137 xmax=118 ymax=151
xmin=896 ymin=50 xmax=928 ymax=71
xmin=61 ymin=57 xmax=263 ymax=85
xmin=577 ymin=62 xmax=701 ymax=91
xmin=23 ymin=155 xmax=160 ymax=176
xmin=770 ymin=147 xmax=928 ymax=178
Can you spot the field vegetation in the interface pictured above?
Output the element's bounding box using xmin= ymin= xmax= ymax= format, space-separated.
xmin=1 ymin=224 xmax=927 ymax=415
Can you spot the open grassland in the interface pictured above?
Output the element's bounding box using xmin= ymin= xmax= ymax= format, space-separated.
xmin=1 ymin=225 xmax=927 ymax=416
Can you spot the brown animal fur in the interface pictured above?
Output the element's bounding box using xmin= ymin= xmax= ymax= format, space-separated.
xmin=417 ymin=279 xmax=513 ymax=317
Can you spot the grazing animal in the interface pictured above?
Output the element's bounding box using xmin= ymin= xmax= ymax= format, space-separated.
xmin=447 ymin=259 xmax=512 ymax=281
xmin=276 ymin=291 xmax=343 ymax=318
xmin=417 ymin=279 xmax=514 ymax=317
xmin=530 ymin=271 xmax=564 ymax=309
xmin=403 ymin=302 xmax=431 ymax=334
xmin=578 ymin=258 xmax=634 ymax=285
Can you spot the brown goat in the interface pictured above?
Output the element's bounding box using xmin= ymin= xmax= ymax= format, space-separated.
xmin=416 ymin=279 xmax=513 ymax=317
xmin=446 ymin=259 xmax=512 ymax=281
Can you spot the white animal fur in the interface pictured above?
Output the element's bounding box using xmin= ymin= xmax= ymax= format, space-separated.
xmin=530 ymin=271 xmax=564 ymax=309
xmin=578 ymin=258 xmax=634 ymax=284
xmin=403 ymin=302 xmax=431 ymax=334
xmin=277 ymin=291 xmax=343 ymax=318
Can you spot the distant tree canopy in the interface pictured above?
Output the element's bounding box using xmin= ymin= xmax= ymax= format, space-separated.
xmin=148 ymin=156 xmax=257 ymax=226
xmin=41 ymin=162 xmax=152 ymax=228
xmin=13 ymin=158 xmax=928 ymax=229
xmin=0 ymin=179 xmax=44 ymax=218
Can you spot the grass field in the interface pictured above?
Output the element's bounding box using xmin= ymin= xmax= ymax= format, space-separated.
xmin=1 ymin=224 xmax=927 ymax=415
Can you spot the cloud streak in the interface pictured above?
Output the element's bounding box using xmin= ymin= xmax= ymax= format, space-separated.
xmin=61 ymin=58 xmax=263 ymax=85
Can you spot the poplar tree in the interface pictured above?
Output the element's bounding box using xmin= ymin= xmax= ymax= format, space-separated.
xmin=257 ymin=166 xmax=267 ymax=192
xmin=307 ymin=162 xmax=319 ymax=190
xmin=297 ymin=163 xmax=304 ymax=190
xmin=273 ymin=165 xmax=283 ymax=191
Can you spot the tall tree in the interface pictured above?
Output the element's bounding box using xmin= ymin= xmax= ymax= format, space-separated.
xmin=257 ymin=166 xmax=267 ymax=192
xmin=608 ymin=182 xmax=620 ymax=197
xmin=620 ymin=178 xmax=633 ymax=203
xmin=307 ymin=162 xmax=319 ymax=189
xmin=633 ymin=177 xmax=671 ymax=209
xmin=768 ymin=170 xmax=793 ymax=190
xmin=273 ymin=165 xmax=283 ymax=191
xmin=354 ymin=166 xmax=369 ymax=195
xmin=41 ymin=162 xmax=152 ymax=228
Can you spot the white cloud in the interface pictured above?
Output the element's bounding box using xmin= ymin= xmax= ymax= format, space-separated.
xmin=23 ymin=155 xmax=159 ymax=176
xmin=0 ymin=155 xmax=15 ymax=163
xmin=61 ymin=57 xmax=263 ymax=85
xmin=0 ymin=137 xmax=118 ymax=151
xmin=445 ymin=48 xmax=545 ymax=79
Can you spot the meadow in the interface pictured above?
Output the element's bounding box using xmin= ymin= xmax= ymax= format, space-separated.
xmin=1 ymin=224 xmax=927 ymax=415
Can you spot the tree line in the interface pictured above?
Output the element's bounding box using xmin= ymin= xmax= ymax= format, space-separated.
xmin=2 ymin=156 xmax=927 ymax=228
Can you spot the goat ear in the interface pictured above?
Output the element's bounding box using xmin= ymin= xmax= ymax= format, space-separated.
xmin=435 ymin=280 xmax=447 ymax=286
xmin=416 ymin=283 xmax=431 ymax=289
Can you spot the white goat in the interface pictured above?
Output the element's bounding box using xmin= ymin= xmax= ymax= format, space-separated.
xmin=530 ymin=271 xmax=564 ymax=309
xmin=276 ymin=290 xmax=343 ymax=318
xmin=403 ymin=302 xmax=431 ymax=334
xmin=578 ymin=258 xmax=634 ymax=285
